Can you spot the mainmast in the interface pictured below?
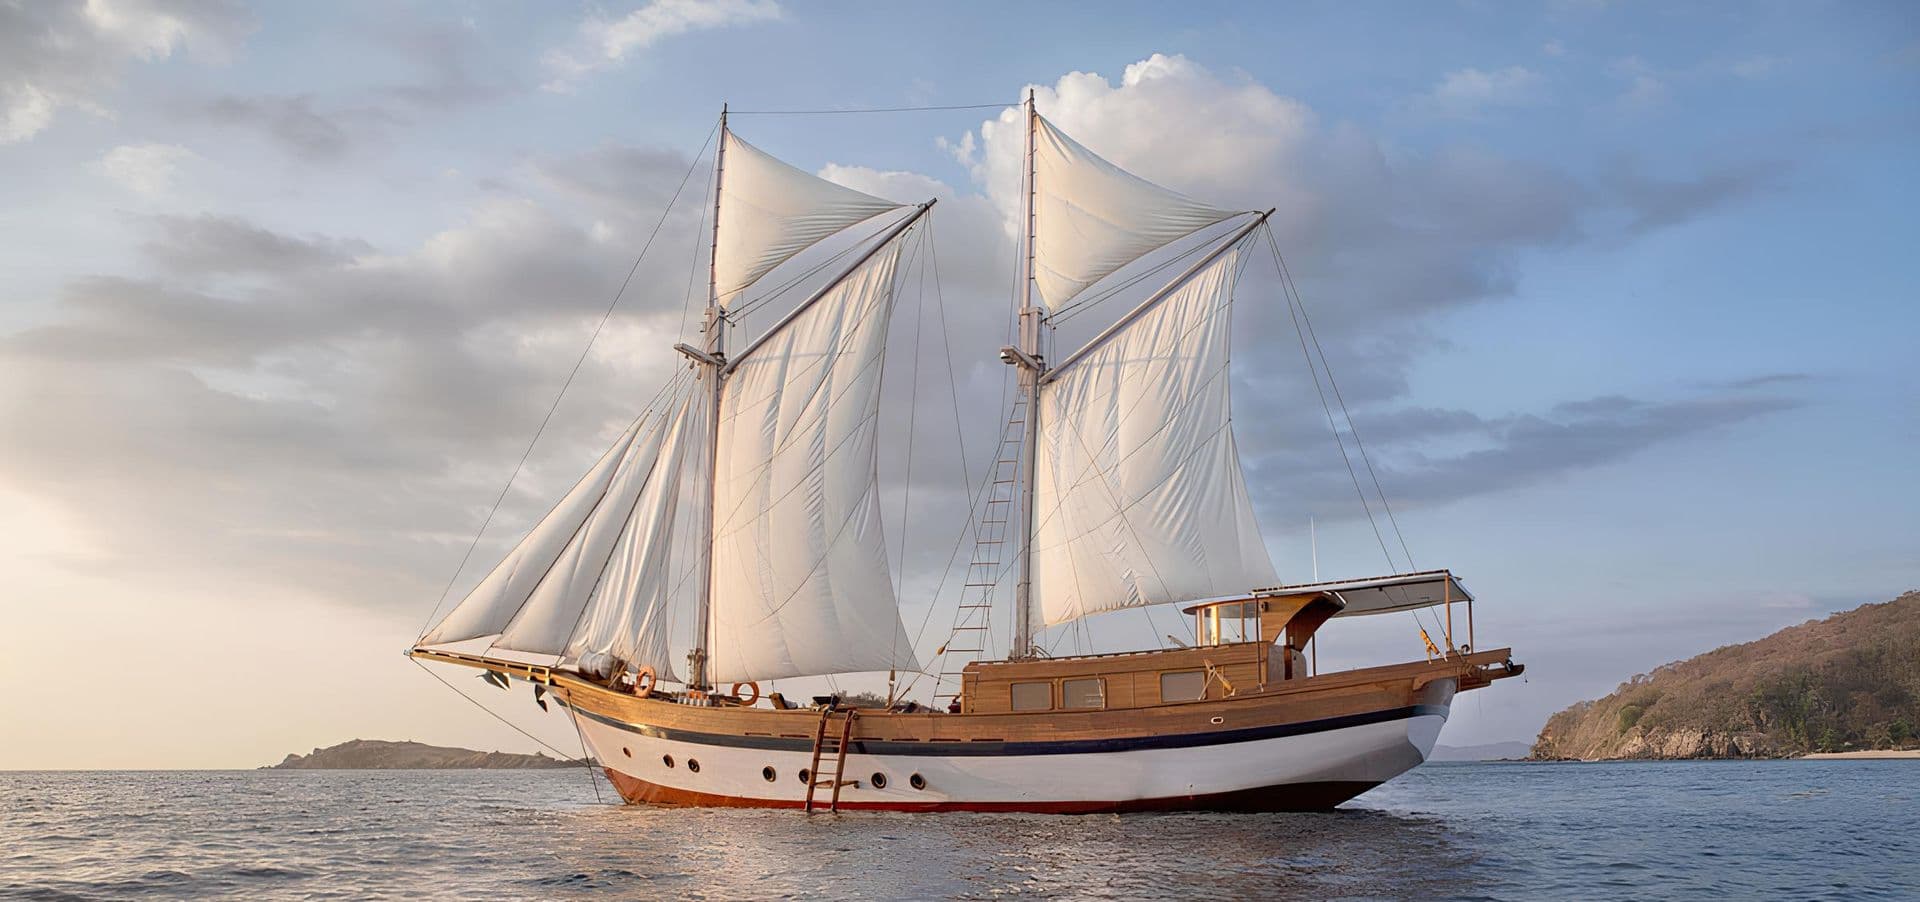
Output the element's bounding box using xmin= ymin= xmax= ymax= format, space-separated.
xmin=689 ymin=103 xmax=729 ymax=691
xmin=1005 ymin=89 xmax=1044 ymax=660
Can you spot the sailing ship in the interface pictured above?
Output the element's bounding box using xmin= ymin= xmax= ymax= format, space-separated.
xmin=411 ymin=93 xmax=1523 ymax=812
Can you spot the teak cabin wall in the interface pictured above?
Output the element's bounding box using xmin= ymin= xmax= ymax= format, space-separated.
xmin=960 ymin=643 xmax=1272 ymax=714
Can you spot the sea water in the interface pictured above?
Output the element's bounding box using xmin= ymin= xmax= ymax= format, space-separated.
xmin=2 ymin=761 xmax=1914 ymax=900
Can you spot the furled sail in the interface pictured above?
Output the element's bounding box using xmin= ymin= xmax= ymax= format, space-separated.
xmin=419 ymin=385 xmax=703 ymax=681
xmin=706 ymin=234 xmax=922 ymax=684
xmin=713 ymin=131 xmax=904 ymax=306
xmin=1030 ymin=115 xmax=1239 ymax=307
xmin=1028 ymin=247 xmax=1275 ymax=631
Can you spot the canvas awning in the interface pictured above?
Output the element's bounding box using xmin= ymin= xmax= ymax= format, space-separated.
xmin=1252 ymin=570 xmax=1473 ymax=618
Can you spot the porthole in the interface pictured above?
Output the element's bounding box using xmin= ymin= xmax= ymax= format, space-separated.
xmin=687 ymin=759 xmax=701 ymax=773
xmin=908 ymin=772 xmax=926 ymax=791
xmin=762 ymin=765 xmax=777 ymax=782
xmin=622 ymin=747 xmax=631 ymax=758
xmin=662 ymin=754 xmax=675 ymax=768
xmin=798 ymin=767 xmax=812 ymax=785
xmin=1210 ymin=716 xmax=1225 ymax=725
xmin=870 ymin=772 xmax=888 ymax=789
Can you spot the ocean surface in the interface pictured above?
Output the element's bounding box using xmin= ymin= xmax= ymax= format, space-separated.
xmin=3 ymin=761 xmax=1915 ymax=900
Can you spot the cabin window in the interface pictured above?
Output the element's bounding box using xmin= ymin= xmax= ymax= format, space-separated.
xmin=1160 ymin=670 xmax=1206 ymax=703
xmin=1196 ymin=600 xmax=1259 ymax=646
xmin=1061 ymin=677 xmax=1105 ymax=709
xmin=1010 ymin=681 xmax=1053 ymax=711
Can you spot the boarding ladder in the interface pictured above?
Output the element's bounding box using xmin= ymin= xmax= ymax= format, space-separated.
xmin=932 ymin=395 xmax=1027 ymax=711
xmin=804 ymin=707 xmax=858 ymax=813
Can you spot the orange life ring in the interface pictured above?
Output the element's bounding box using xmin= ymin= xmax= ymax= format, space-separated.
xmin=633 ymin=666 xmax=657 ymax=695
xmin=730 ymin=681 xmax=760 ymax=706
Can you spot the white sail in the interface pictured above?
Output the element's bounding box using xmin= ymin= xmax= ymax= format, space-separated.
xmin=1031 ymin=114 xmax=1238 ymax=307
xmin=563 ymin=392 xmax=707 ymax=681
xmin=419 ymin=419 xmax=644 ymax=648
xmin=1029 ymin=247 xmax=1275 ymax=631
xmin=713 ymin=130 xmax=903 ymax=306
xmin=706 ymin=234 xmax=922 ymax=683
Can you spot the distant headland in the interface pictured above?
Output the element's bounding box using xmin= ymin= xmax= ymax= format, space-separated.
xmin=266 ymin=739 xmax=581 ymax=770
xmin=1532 ymin=591 xmax=1920 ymax=760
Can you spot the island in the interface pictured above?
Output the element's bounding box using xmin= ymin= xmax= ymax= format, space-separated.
xmin=1532 ymin=591 xmax=1919 ymax=760
xmin=267 ymin=739 xmax=583 ymax=769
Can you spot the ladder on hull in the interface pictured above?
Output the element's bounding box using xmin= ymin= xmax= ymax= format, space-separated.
xmin=804 ymin=708 xmax=858 ymax=813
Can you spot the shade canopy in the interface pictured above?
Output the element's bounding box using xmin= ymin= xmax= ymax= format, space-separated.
xmin=1251 ymin=570 xmax=1474 ymax=618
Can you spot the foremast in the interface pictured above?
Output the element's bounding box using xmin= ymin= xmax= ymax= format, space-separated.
xmin=688 ymin=103 xmax=729 ymax=691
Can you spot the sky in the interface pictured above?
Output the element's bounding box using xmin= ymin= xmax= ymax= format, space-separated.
xmin=1 ymin=0 xmax=1915 ymax=769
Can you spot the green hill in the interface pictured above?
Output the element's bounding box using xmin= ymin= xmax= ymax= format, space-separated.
xmin=1531 ymin=591 xmax=1920 ymax=759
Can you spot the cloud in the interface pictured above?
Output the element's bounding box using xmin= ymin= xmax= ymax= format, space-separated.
xmin=1610 ymin=57 xmax=1669 ymax=110
xmin=544 ymin=0 xmax=783 ymax=91
xmin=94 ymin=142 xmax=198 ymax=195
xmin=1600 ymin=156 xmax=1774 ymax=235
xmin=1419 ymin=65 xmax=1544 ymax=117
xmin=0 ymin=0 xmax=253 ymax=144
xmin=0 ymin=54 xmax=1790 ymax=631
xmin=140 ymin=214 xmax=375 ymax=275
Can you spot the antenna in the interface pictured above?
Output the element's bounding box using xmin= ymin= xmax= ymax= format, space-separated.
xmin=1311 ymin=516 xmax=1319 ymax=582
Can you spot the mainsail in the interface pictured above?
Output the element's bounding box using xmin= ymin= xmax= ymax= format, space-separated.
xmin=1028 ymin=249 xmax=1275 ymax=629
xmin=708 ymin=236 xmax=920 ymax=683
xmin=1009 ymin=101 xmax=1274 ymax=644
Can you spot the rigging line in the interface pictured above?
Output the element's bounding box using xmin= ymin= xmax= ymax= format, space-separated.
xmin=1264 ymin=227 xmax=1399 ymax=578
xmin=1269 ymin=230 xmax=1416 ymax=572
xmin=409 ymin=658 xmax=603 ymax=801
xmin=896 ymin=220 xmax=981 ymax=685
xmin=728 ymin=102 xmax=1012 ymax=115
xmin=418 ymin=121 xmax=720 ymax=641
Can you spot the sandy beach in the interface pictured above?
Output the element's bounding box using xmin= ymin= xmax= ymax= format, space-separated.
xmin=1799 ymin=750 xmax=1920 ymax=760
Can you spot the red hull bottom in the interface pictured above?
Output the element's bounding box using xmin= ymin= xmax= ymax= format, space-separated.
xmin=603 ymin=767 xmax=1379 ymax=813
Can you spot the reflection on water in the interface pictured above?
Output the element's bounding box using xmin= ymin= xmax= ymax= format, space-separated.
xmin=3 ymin=762 xmax=1915 ymax=900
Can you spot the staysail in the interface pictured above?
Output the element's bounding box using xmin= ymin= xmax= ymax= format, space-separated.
xmin=1030 ymin=114 xmax=1238 ymax=307
xmin=421 ymin=384 xmax=701 ymax=681
xmin=712 ymin=131 xmax=904 ymax=306
xmin=1028 ymin=248 xmax=1275 ymax=630
xmin=706 ymin=231 xmax=922 ymax=684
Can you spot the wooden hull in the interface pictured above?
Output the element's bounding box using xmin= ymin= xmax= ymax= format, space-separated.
xmin=548 ymin=651 xmax=1515 ymax=813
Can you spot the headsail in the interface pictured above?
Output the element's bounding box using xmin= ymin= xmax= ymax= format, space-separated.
xmin=1028 ymin=248 xmax=1275 ymax=631
xmin=1030 ymin=114 xmax=1238 ymax=307
xmin=420 ymin=384 xmax=702 ymax=681
xmin=712 ymin=131 xmax=904 ymax=306
xmin=706 ymin=231 xmax=922 ymax=684
xmin=418 ymin=417 xmax=646 ymax=650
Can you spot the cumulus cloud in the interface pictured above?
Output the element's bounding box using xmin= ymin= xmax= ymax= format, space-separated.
xmin=544 ymin=0 xmax=783 ymax=91
xmin=94 ymin=142 xmax=198 ymax=195
xmin=0 ymin=0 xmax=253 ymax=143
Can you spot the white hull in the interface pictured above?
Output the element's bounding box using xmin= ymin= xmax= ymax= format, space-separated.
xmin=572 ymin=684 xmax=1452 ymax=812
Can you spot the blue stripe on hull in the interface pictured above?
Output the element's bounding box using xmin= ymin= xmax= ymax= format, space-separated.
xmin=570 ymin=703 xmax=1448 ymax=757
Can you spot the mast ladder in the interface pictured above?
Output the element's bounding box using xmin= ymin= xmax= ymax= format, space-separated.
xmin=804 ymin=707 xmax=859 ymax=813
xmin=933 ymin=394 xmax=1029 ymax=709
